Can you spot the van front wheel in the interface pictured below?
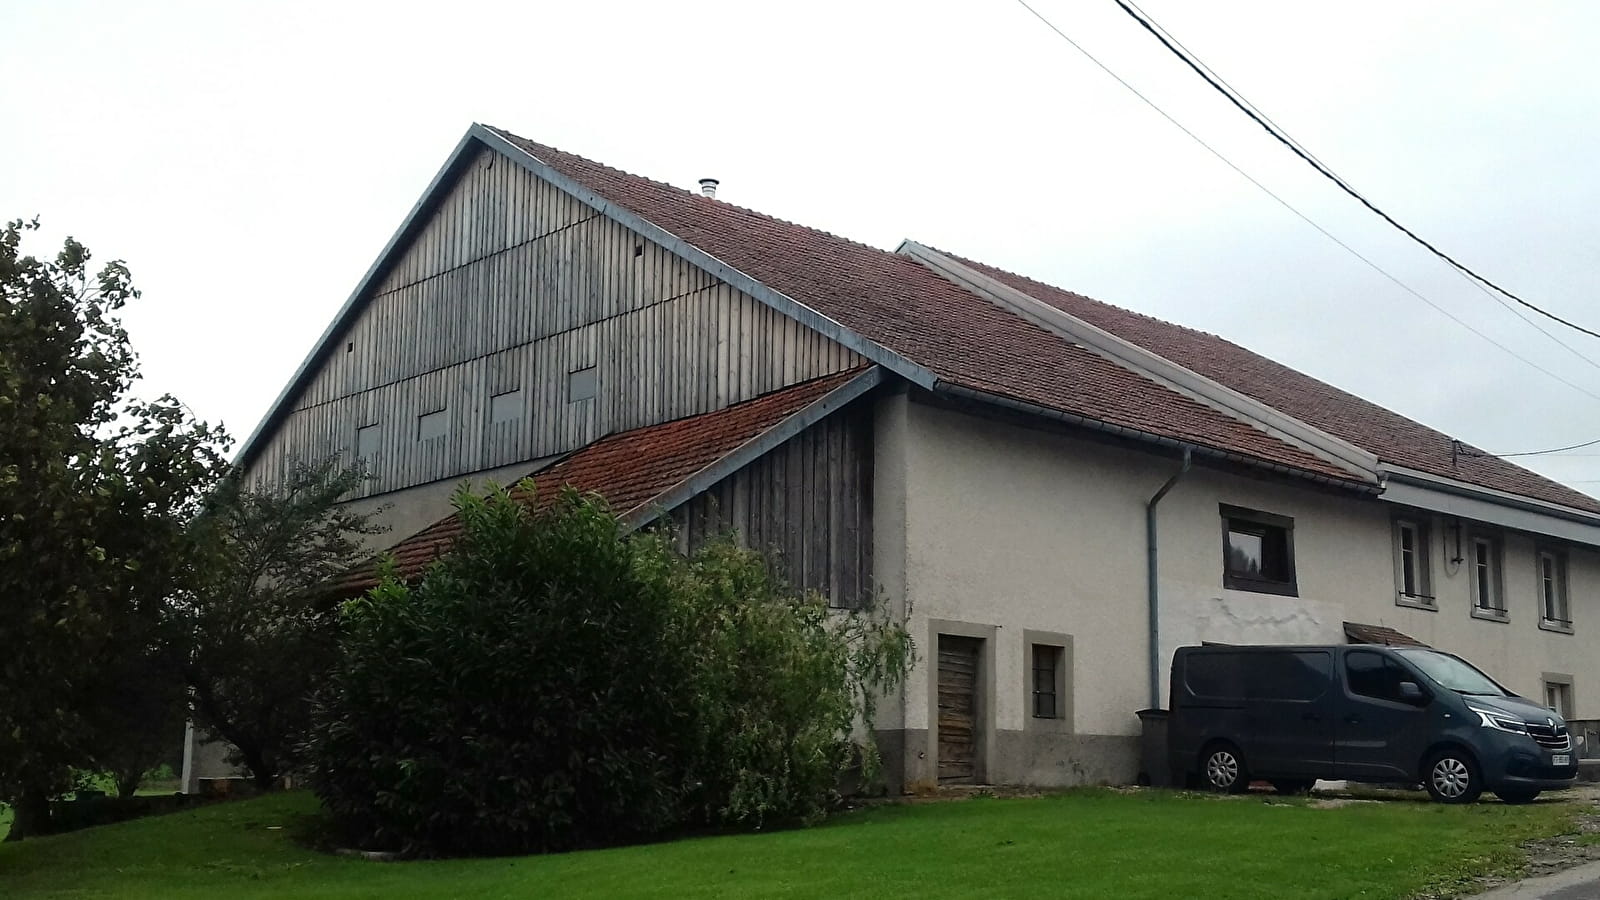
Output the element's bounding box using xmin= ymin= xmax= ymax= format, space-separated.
xmin=1201 ymin=744 xmax=1249 ymax=794
xmin=1424 ymin=750 xmax=1482 ymax=804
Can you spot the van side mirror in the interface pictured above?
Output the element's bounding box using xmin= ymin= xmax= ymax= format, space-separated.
xmin=1398 ymin=681 xmax=1426 ymax=704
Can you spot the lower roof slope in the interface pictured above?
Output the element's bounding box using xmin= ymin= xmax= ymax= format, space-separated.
xmin=489 ymin=127 xmax=1365 ymax=488
xmin=334 ymin=370 xmax=862 ymax=593
xmin=951 ymin=257 xmax=1600 ymax=515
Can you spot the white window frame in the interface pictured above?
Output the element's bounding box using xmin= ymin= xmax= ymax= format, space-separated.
xmin=1469 ymin=533 xmax=1507 ymax=622
xmin=1537 ymin=548 xmax=1572 ymax=633
xmin=1543 ymin=675 xmax=1575 ymax=718
xmin=1392 ymin=517 xmax=1433 ymax=608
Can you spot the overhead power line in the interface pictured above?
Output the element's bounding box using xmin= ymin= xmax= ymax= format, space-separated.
xmin=1008 ymin=0 xmax=1600 ymax=405
xmin=1479 ymin=436 xmax=1600 ymax=458
xmin=1111 ymin=0 xmax=1600 ymax=342
xmin=1113 ymin=0 xmax=1600 ymax=378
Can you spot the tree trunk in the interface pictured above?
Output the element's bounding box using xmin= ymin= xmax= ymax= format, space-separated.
xmin=5 ymin=786 xmax=52 ymax=841
xmin=187 ymin=670 xmax=277 ymax=791
xmin=115 ymin=769 xmax=143 ymax=800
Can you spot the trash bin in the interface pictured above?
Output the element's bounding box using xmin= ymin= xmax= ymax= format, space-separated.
xmin=1135 ymin=708 xmax=1173 ymax=787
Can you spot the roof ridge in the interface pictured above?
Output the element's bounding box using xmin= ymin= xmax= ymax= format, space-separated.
xmin=938 ymin=245 xmax=1505 ymax=453
xmin=931 ymin=245 xmax=1244 ymax=346
xmin=482 ymin=124 xmax=906 ymax=263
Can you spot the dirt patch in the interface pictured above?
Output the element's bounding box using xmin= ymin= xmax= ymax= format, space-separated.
xmin=1457 ymin=787 xmax=1600 ymax=897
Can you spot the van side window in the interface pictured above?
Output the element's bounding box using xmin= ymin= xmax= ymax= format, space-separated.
xmin=1256 ymin=651 xmax=1333 ymax=701
xmin=1345 ymin=651 xmax=1411 ymax=703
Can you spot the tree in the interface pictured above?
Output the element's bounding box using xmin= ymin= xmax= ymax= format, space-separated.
xmin=0 ymin=219 xmax=229 ymax=839
xmin=309 ymin=484 xmax=912 ymax=857
xmin=182 ymin=457 xmax=383 ymax=790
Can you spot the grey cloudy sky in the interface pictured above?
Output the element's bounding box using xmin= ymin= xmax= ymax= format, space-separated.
xmin=5 ymin=0 xmax=1599 ymax=493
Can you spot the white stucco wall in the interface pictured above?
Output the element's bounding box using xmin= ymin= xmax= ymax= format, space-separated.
xmin=885 ymin=396 xmax=1600 ymax=751
xmin=339 ymin=455 xmax=561 ymax=554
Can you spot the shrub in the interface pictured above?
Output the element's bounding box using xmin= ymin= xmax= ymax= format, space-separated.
xmin=308 ymin=484 xmax=911 ymax=857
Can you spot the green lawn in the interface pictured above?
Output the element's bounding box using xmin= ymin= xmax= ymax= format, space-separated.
xmin=0 ymin=789 xmax=1576 ymax=899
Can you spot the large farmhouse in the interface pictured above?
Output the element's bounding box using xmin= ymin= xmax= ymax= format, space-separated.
xmin=188 ymin=123 xmax=1600 ymax=791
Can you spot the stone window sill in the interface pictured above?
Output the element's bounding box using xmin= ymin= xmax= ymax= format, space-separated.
xmin=1471 ymin=608 xmax=1510 ymax=624
xmin=1539 ymin=620 xmax=1574 ymax=635
xmin=1395 ymin=593 xmax=1437 ymax=612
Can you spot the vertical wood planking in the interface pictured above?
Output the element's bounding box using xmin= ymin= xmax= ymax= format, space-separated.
xmin=251 ymin=149 xmax=863 ymax=498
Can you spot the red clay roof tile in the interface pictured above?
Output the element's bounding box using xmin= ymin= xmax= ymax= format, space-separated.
xmin=489 ymin=127 xmax=1368 ymax=487
xmin=334 ymin=370 xmax=860 ymax=593
xmin=954 ymin=255 xmax=1600 ymax=515
xmin=1344 ymin=621 xmax=1429 ymax=648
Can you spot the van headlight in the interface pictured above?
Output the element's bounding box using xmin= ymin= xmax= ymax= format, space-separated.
xmin=1468 ymin=706 xmax=1529 ymax=734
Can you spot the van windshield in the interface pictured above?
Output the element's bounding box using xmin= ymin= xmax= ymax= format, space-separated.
xmin=1393 ymin=649 xmax=1507 ymax=696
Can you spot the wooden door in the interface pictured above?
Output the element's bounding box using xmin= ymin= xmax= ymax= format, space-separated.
xmin=937 ymin=635 xmax=982 ymax=783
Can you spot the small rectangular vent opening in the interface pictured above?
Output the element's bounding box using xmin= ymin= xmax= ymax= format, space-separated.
xmin=489 ymin=389 xmax=522 ymax=424
xmin=356 ymin=423 xmax=381 ymax=458
xmin=418 ymin=408 xmax=448 ymax=441
xmin=568 ymin=366 xmax=598 ymax=403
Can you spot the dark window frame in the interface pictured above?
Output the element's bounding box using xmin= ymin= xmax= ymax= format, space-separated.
xmin=1219 ymin=504 xmax=1298 ymax=597
xmin=1031 ymin=644 xmax=1062 ymax=719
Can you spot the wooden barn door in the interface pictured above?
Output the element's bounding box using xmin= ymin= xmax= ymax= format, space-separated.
xmin=937 ymin=635 xmax=983 ymax=783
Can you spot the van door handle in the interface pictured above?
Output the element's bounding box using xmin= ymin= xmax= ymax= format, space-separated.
xmin=1301 ymin=713 xmax=1321 ymax=722
xmin=1344 ymin=715 xmax=1361 ymax=725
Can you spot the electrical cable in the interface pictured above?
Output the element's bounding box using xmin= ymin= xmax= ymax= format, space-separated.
xmin=1116 ymin=0 xmax=1600 ymax=376
xmin=1112 ymin=0 xmax=1600 ymax=341
xmin=1008 ymin=0 xmax=1600 ymax=404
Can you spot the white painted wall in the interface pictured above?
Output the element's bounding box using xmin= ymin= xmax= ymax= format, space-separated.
xmin=888 ymin=397 xmax=1600 ymax=747
xmin=339 ymin=454 xmax=563 ymax=554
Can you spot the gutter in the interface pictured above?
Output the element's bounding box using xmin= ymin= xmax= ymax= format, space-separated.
xmin=1146 ymin=449 xmax=1191 ymax=710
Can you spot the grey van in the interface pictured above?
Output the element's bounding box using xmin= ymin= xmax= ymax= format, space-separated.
xmin=1168 ymin=644 xmax=1578 ymax=803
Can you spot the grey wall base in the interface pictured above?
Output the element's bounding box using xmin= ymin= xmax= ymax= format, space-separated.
xmin=878 ymin=728 xmax=1138 ymax=792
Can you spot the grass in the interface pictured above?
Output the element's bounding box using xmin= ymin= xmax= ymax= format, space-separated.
xmin=0 ymin=789 xmax=1577 ymax=899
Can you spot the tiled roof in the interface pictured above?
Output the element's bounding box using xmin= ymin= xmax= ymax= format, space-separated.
xmin=1343 ymin=621 xmax=1429 ymax=648
xmin=954 ymin=256 xmax=1600 ymax=515
xmin=488 ymin=127 xmax=1367 ymax=488
xmin=333 ymin=370 xmax=859 ymax=593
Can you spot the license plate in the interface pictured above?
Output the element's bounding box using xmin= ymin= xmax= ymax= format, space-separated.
xmin=1553 ymin=754 xmax=1571 ymax=767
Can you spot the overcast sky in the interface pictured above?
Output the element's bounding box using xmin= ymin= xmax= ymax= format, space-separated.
xmin=5 ymin=0 xmax=1599 ymax=493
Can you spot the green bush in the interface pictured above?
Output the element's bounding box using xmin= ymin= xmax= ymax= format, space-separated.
xmin=308 ymin=484 xmax=911 ymax=857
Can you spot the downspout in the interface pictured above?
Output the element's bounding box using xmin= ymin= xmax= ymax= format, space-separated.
xmin=1146 ymin=448 xmax=1191 ymax=709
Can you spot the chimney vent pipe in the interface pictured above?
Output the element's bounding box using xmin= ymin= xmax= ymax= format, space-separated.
xmin=698 ymin=178 xmax=719 ymax=199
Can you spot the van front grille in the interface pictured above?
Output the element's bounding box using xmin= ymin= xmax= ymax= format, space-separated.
xmin=1527 ymin=722 xmax=1572 ymax=751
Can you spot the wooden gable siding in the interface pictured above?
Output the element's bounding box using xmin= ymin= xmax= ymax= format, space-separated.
xmin=673 ymin=405 xmax=873 ymax=609
xmin=246 ymin=147 xmax=861 ymax=496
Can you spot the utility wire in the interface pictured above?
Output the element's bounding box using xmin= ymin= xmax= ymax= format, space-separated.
xmin=1008 ymin=0 xmax=1600 ymax=405
xmin=1111 ymin=0 xmax=1600 ymax=342
xmin=1480 ymin=436 xmax=1600 ymax=458
xmin=1116 ymin=0 xmax=1600 ymax=377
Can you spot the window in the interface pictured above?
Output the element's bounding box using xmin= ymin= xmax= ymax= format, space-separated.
xmin=568 ymin=366 xmax=598 ymax=402
xmin=1469 ymin=535 xmax=1505 ymax=618
xmin=1545 ymin=679 xmax=1575 ymax=718
xmin=1032 ymin=645 xmax=1062 ymax=719
xmin=1538 ymin=549 xmax=1570 ymax=628
xmin=417 ymin=408 xmax=448 ymax=441
xmin=1023 ymin=634 xmax=1072 ymax=729
xmin=1184 ymin=651 xmax=1330 ymax=702
xmin=355 ymin=423 xmax=381 ymax=459
xmin=1344 ymin=651 xmax=1416 ymax=704
xmin=1220 ymin=505 xmax=1296 ymax=596
xmin=1393 ymin=518 xmax=1433 ymax=605
xmin=489 ymin=388 xmax=522 ymax=424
